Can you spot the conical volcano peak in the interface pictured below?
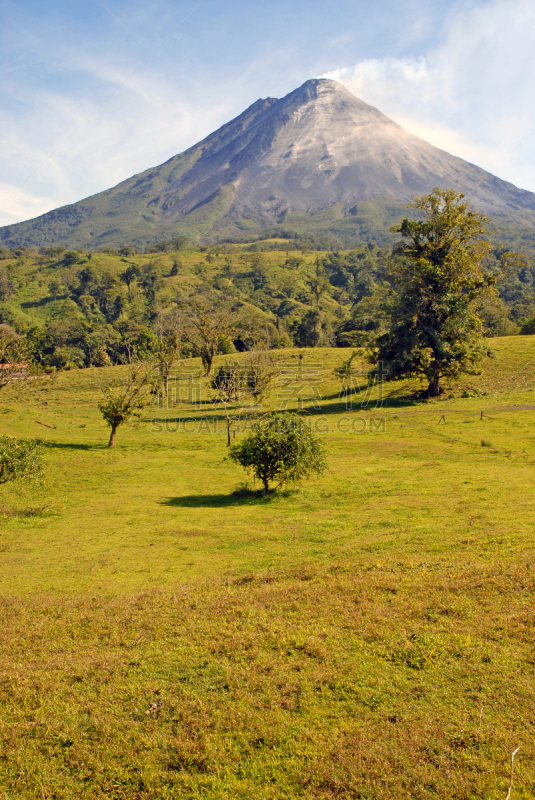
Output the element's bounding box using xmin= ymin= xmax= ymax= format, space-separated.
xmin=2 ymin=77 xmax=535 ymax=249
xmin=284 ymin=77 xmax=349 ymax=100
xmin=275 ymin=77 xmax=385 ymax=118
xmin=289 ymin=77 xmax=358 ymax=98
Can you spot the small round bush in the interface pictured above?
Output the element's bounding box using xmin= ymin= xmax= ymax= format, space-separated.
xmin=229 ymin=412 xmax=327 ymax=493
xmin=0 ymin=436 xmax=44 ymax=485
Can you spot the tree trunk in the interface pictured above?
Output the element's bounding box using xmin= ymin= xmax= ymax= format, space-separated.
xmin=262 ymin=476 xmax=270 ymax=493
xmin=108 ymin=425 xmax=118 ymax=447
xmin=427 ymin=372 xmax=443 ymax=397
xmin=202 ymin=351 xmax=213 ymax=376
xmin=219 ymin=400 xmax=232 ymax=446
xmin=225 ymin=408 xmax=231 ymax=447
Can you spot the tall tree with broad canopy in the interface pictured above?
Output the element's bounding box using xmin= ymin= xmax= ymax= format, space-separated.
xmin=374 ymin=188 xmax=513 ymax=397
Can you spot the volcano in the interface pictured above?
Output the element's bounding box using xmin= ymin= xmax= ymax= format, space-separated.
xmin=2 ymin=78 xmax=535 ymax=248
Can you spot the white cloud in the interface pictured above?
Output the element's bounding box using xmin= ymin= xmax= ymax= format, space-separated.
xmin=0 ymin=58 xmax=237 ymax=225
xmin=3 ymin=0 xmax=535 ymax=229
xmin=322 ymin=0 xmax=535 ymax=192
xmin=0 ymin=183 xmax=60 ymax=227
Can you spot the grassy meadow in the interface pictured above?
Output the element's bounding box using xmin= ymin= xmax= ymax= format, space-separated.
xmin=1 ymin=337 xmax=535 ymax=798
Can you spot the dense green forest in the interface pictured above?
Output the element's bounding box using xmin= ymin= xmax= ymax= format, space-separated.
xmin=1 ymin=229 xmax=534 ymax=372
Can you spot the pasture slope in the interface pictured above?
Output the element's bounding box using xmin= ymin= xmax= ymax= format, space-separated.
xmin=1 ymin=337 xmax=535 ymax=799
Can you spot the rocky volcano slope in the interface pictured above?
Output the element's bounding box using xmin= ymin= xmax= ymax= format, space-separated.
xmin=2 ymin=79 xmax=535 ymax=249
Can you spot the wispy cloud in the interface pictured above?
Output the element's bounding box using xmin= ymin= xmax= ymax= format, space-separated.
xmin=1 ymin=0 xmax=534 ymax=228
xmin=0 ymin=62 xmax=236 ymax=226
xmin=322 ymin=0 xmax=535 ymax=191
xmin=0 ymin=183 xmax=60 ymax=225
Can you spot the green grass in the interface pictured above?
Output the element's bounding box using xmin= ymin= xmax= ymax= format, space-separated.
xmin=1 ymin=338 xmax=535 ymax=797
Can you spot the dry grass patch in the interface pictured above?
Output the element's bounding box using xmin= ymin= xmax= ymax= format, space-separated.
xmin=1 ymin=562 xmax=534 ymax=799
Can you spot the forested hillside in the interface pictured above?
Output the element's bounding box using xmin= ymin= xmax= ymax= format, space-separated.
xmin=1 ymin=231 xmax=534 ymax=371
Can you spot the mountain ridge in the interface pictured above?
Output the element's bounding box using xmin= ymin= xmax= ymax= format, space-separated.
xmin=2 ymin=78 xmax=535 ymax=249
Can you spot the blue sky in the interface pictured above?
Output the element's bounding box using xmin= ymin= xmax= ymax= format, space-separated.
xmin=1 ymin=0 xmax=534 ymax=225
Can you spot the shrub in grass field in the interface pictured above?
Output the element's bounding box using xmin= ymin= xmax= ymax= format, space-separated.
xmin=0 ymin=436 xmax=43 ymax=485
xmin=98 ymin=361 xmax=156 ymax=447
xmin=229 ymin=412 xmax=327 ymax=493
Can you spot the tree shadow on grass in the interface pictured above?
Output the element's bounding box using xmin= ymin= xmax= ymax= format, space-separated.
xmin=161 ymin=488 xmax=289 ymax=508
xmin=41 ymin=441 xmax=101 ymax=451
xmin=315 ymin=388 xmax=422 ymax=412
xmin=143 ymin=407 xmax=265 ymax=425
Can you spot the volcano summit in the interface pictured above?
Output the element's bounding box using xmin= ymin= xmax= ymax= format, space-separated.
xmin=3 ymin=78 xmax=535 ymax=249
